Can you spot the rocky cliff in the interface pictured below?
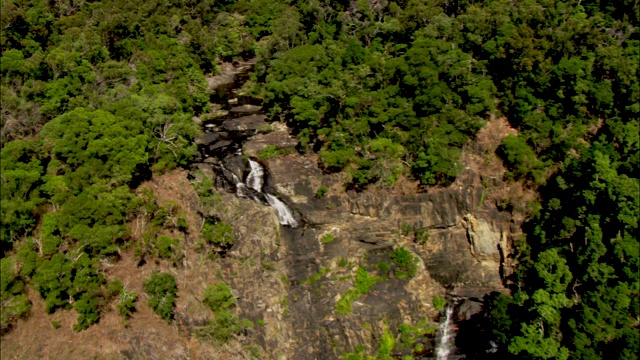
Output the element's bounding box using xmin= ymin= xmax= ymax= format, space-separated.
xmin=189 ymin=109 xmax=524 ymax=359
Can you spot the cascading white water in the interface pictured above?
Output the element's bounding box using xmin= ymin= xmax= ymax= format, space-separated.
xmin=220 ymin=162 xmax=298 ymax=227
xmin=246 ymin=160 xmax=264 ymax=192
xmin=265 ymin=193 xmax=299 ymax=227
xmin=435 ymin=302 xmax=456 ymax=360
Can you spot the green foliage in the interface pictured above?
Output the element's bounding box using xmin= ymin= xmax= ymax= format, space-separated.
xmin=143 ymin=272 xmax=177 ymax=323
xmin=203 ymin=283 xmax=236 ymax=313
xmin=304 ymin=267 xmax=330 ymax=286
xmin=396 ymin=319 xmax=437 ymax=353
xmin=354 ymin=267 xmax=380 ymax=295
xmin=377 ymin=262 xmax=390 ymax=273
xmin=153 ymin=235 xmax=182 ymax=262
xmin=315 ymin=185 xmax=328 ymax=198
xmin=320 ymin=233 xmax=334 ymax=244
xmin=40 ymin=108 xmax=148 ymax=188
xmin=344 ymin=320 xmax=435 ymax=360
xmin=400 ymin=223 xmax=413 ymax=237
xmin=432 ymin=295 xmax=446 ymax=312
xmin=1 ymin=257 xmax=31 ymax=330
xmin=197 ymin=308 xmax=254 ymax=343
xmin=0 ymin=139 xmax=45 ymax=244
xmin=198 ymin=282 xmax=253 ymax=343
xmin=202 ymin=218 xmax=235 ymax=248
xmin=0 ymin=0 xmax=637 ymax=353
xmin=335 ymin=289 xmax=360 ymax=316
xmin=376 ymin=328 xmax=395 ymax=360
xmin=499 ymin=135 xmax=546 ymax=184
xmin=489 ymin=144 xmax=639 ymax=357
xmin=335 ymin=267 xmax=382 ymax=315
xmin=117 ymin=288 xmax=138 ymax=321
xmin=391 ymin=247 xmax=418 ymax=279
xmin=414 ymin=228 xmax=430 ymax=245
xmin=256 ymin=144 xmax=294 ymax=159
xmin=31 ymin=251 xmax=106 ymax=331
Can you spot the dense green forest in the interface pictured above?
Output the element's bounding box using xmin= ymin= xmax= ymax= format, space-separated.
xmin=1 ymin=0 xmax=638 ymax=359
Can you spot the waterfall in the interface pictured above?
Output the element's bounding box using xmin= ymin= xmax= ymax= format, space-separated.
xmin=246 ymin=160 xmax=264 ymax=192
xmin=217 ymin=161 xmax=298 ymax=227
xmin=435 ymin=301 xmax=457 ymax=360
xmin=265 ymin=193 xmax=299 ymax=227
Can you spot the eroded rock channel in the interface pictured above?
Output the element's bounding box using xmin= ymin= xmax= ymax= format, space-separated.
xmin=190 ymin=61 xmax=519 ymax=359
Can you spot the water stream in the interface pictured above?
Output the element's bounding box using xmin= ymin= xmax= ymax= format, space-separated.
xmin=246 ymin=159 xmax=264 ymax=192
xmin=193 ymin=62 xmax=300 ymax=227
xmin=435 ymin=300 xmax=459 ymax=360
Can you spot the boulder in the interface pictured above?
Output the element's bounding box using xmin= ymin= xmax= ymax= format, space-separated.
xmin=244 ymin=130 xmax=298 ymax=157
xmin=464 ymin=214 xmax=502 ymax=260
xmin=230 ymin=104 xmax=263 ymax=114
xmin=222 ymin=114 xmax=268 ymax=131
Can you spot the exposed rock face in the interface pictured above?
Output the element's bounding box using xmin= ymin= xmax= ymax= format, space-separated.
xmin=193 ymin=72 xmax=520 ymax=359
xmin=222 ymin=114 xmax=268 ymax=131
xmin=464 ymin=214 xmax=503 ymax=260
xmin=206 ymin=139 xmax=519 ymax=358
xmin=264 ymin=154 xmax=513 ymax=290
xmin=243 ymin=127 xmax=298 ymax=158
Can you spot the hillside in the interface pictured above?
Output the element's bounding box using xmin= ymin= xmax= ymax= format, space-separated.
xmin=1 ymin=1 xmax=638 ymax=359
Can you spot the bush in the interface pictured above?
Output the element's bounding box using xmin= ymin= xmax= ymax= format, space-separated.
xmin=118 ymin=288 xmax=138 ymax=321
xmin=202 ymin=219 xmax=234 ymax=247
xmin=391 ymin=247 xmax=418 ymax=279
xmin=203 ymin=283 xmax=235 ymax=312
xmin=315 ymin=185 xmax=328 ymax=198
xmin=433 ymin=295 xmax=447 ymax=311
xmin=197 ymin=309 xmax=253 ymax=343
xmin=154 ymin=235 xmax=181 ymax=260
xmin=354 ymin=267 xmax=380 ymax=295
xmin=414 ymin=228 xmax=430 ymax=244
xmin=0 ymin=289 xmax=31 ymax=333
xmin=198 ymin=282 xmax=253 ymax=343
xmin=335 ymin=267 xmax=382 ymax=315
xmin=320 ymin=233 xmax=334 ymax=244
xmin=257 ymin=144 xmax=294 ymax=159
xmin=257 ymin=145 xmax=278 ymax=159
xmin=143 ymin=272 xmax=177 ymax=323
xmin=73 ymin=294 xmax=100 ymax=331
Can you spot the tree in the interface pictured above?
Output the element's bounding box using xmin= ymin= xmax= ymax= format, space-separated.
xmin=143 ymin=272 xmax=177 ymax=323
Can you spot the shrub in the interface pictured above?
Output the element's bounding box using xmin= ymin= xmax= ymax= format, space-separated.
xmin=203 ymin=283 xmax=235 ymax=313
xmin=335 ymin=267 xmax=382 ymax=315
xmin=414 ymin=228 xmax=430 ymax=244
xmin=118 ymin=288 xmax=138 ymax=320
xmin=198 ymin=309 xmax=253 ymax=343
xmin=433 ymin=295 xmax=447 ymax=311
xmin=304 ymin=267 xmax=330 ymax=285
xmin=377 ymin=262 xmax=390 ymax=273
xmin=198 ymin=282 xmax=253 ymax=343
xmin=0 ymin=290 xmax=30 ymax=332
xmin=320 ymin=233 xmax=334 ymax=244
xmin=335 ymin=289 xmax=360 ymax=315
xmin=257 ymin=145 xmax=278 ymax=159
xmin=73 ymin=294 xmax=100 ymax=331
xmin=391 ymin=247 xmax=418 ymax=279
xmin=354 ymin=267 xmax=380 ymax=295
xmin=202 ymin=219 xmax=234 ymax=247
xmin=143 ymin=272 xmax=177 ymax=323
xmin=315 ymin=185 xmax=328 ymax=198
xmin=154 ymin=235 xmax=180 ymax=260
